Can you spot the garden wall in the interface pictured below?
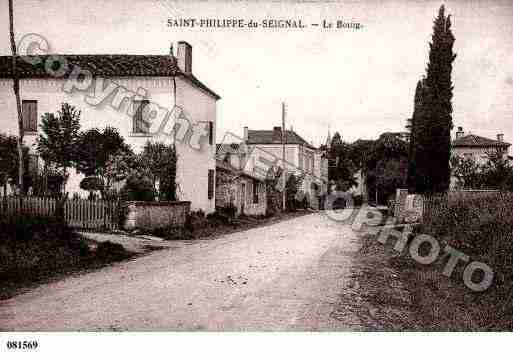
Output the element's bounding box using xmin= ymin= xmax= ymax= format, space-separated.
xmin=124 ymin=201 xmax=191 ymax=230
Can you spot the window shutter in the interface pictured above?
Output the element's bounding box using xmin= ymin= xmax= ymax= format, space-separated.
xmin=30 ymin=101 xmax=37 ymax=131
xmin=208 ymin=169 xmax=214 ymax=199
xmin=22 ymin=100 xmax=37 ymax=132
xmin=209 ymin=122 xmax=214 ymax=145
xmin=253 ymin=179 xmax=258 ymax=204
xmin=133 ymin=100 xmax=149 ymax=134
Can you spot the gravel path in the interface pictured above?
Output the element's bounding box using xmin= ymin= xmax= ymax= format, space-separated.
xmin=0 ymin=213 xmax=361 ymax=331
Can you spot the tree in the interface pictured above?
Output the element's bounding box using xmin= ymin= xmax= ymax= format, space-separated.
xmin=366 ymin=133 xmax=408 ymax=204
xmin=328 ymin=132 xmax=359 ymax=191
xmin=450 ymin=155 xmax=482 ymax=189
xmin=410 ymin=5 xmax=456 ymax=194
xmin=265 ymin=165 xmax=284 ymax=214
xmin=105 ymin=150 xmax=138 ymax=185
xmin=480 ymin=152 xmax=513 ymax=190
xmin=8 ymin=0 xmax=25 ymax=193
xmin=139 ymin=141 xmax=177 ymax=201
xmin=37 ymin=103 xmax=81 ymax=195
xmin=450 ymin=151 xmax=513 ymax=191
xmin=349 ymin=139 xmax=374 ymax=171
xmin=74 ymin=127 xmax=131 ymax=177
xmin=74 ymin=126 xmax=132 ymax=198
xmin=285 ymin=172 xmax=303 ymax=211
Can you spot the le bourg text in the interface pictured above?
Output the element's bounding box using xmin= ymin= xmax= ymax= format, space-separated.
xmin=166 ymin=18 xmax=362 ymax=30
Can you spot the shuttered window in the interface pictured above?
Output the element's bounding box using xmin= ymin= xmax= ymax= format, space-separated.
xmin=133 ymin=100 xmax=150 ymax=134
xmin=22 ymin=100 xmax=37 ymax=132
xmin=208 ymin=121 xmax=214 ymax=145
xmin=252 ymin=179 xmax=259 ymax=204
xmin=208 ymin=169 xmax=214 ymax=200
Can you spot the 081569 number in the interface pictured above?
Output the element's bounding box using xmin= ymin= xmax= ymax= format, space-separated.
xmin=6 ymin=340 xmax=38 ymax=350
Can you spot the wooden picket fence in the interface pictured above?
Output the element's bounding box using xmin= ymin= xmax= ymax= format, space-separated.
xmin=0 ymin=196 xmax=119 ymax=231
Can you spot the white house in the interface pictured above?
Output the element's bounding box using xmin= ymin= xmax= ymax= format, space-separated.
xmin=452 ymin=126 xmax=510 ymax=164
xmin=0 ymin=41 xmax=220 ymax=213
xmin=227 ymin=125 xmax=328 ymax=208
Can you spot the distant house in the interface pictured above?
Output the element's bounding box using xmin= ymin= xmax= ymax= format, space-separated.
xmin=241 ymin=126 xmax=328 ymax=209
xmin=215 ymin=144 xmax=266 ymax=216
xmin=450 ymin=126 xmax=511 ymax=189
xmin=452 ymin=126 xmax=510 ymax=164
xmin=0 ymin=42 xmax=220 ymax=213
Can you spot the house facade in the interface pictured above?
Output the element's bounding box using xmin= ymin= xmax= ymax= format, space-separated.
xmin=451 ymin=127 xmax=510 ymax=164
xmin=215 ymin=157 xmax=267 ymax=216
xmin=0 ymin=42 xmax=220 ymax=213
xmin=240 ymin=126 xmax=328 ymax=208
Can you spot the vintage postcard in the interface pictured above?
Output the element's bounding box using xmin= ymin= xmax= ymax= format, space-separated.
xmin=0 ymin=0 xmax=512 ymax=356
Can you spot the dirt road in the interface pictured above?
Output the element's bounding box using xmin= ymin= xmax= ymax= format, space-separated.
xmin=0 ymin=213 xmax=361 ymax=330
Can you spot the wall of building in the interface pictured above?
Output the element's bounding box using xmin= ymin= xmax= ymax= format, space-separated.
xmin=174 ymin=76 xmax=217 ymax=213
xmin=243 ymin=142 xmax=327 ymax=208
xmin=215 ymin=169 xmax=266 ymax=216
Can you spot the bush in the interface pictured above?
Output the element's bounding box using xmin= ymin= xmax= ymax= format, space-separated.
xmin=121 ymin=173 xmax=155 ymax=201
xmin=216 ymin=204 xmax=237 ymax=219
xmin=421 ymin=192 xmax=513 ymax=312
xmin=80 ymin=176 xmax=104 ymax=192
xmin=207 ymin=210 xmax=233 ymax=225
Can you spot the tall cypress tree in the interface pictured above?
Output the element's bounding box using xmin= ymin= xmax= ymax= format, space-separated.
xmin=413 ymin=5 xmax=456 ymax=193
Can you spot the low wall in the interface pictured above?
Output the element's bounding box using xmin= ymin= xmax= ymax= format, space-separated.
xmin=124 ymin=201 xmax=191 ymax=230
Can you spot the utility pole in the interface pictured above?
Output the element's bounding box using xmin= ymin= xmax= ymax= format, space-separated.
xmin=281 ymin=102 xmax=286 ymax=211
xmin=8 ymin=0 xmax=24 ymax=194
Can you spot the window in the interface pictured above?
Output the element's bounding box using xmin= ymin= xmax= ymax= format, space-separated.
xmin=208 ymin=121 xmax=214 ymax=145
xmin=208 ymin=169 xmax=214 ymax=200
xmin=252 ymin=179 xmax=259 ymax=204
xmin=133 ymin=100 xmax=150 ymax=134
xmin=22 ymin=100 xmax=37 ymax=132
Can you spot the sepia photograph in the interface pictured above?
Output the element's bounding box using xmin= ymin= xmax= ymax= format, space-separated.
xmin=0 ymin=0 xmax=512 ymax=356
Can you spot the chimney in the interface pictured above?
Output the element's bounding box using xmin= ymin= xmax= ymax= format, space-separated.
xmin=177 ymin=41 xmax=192 ymax=75
xmin=243 ymin=126 xmax=248 ymax=142
xmin=498 ymin=133 xmax=504 ymax=143
xmin=273 ymin=126 xmax=282 ymax=142
xmin=456 ymin=126 xmax=464 ymax=139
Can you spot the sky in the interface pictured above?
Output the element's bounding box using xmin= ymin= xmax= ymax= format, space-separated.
xmin=1 ymin=0 xmax=512 ymax=147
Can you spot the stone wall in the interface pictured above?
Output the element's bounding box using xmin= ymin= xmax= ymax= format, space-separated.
xmin=124 ymin=201 xmax=191 ymax=230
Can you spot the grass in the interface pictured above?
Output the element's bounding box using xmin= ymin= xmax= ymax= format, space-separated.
xmin=0 ymin=215 xmax=134 ymax=300
xmin=339 ymin=192 xmax=513 ymax=330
